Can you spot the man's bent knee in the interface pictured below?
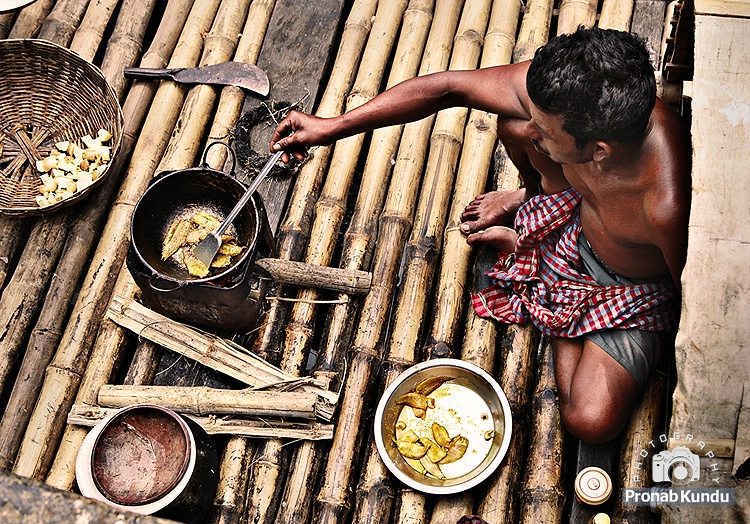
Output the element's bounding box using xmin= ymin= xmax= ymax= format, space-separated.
xmin=560 ymin=402 xmax=625 ymax=444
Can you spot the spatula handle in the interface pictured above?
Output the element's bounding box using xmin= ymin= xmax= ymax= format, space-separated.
xmin=217 ymin=150 xmax=283 ymax=237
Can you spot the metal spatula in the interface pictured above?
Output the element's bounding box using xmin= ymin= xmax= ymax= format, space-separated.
xmin=192 ymin=149 xmax=283 ymax=268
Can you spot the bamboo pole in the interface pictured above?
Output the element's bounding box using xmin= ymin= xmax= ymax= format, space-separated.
xmin=206 ymin=435 xmax=254 ymax=523
xmin=556 ymin=0 xmax=598 ymax=35
xmin=312 ymin=2 xmax=465 ymax=523
xmin=0 ymin=216 xmax=29 ymax=290
xmin=244 ymin=5 xmax=411 ymax=523
xmin=611 ymin=376 xmax=665 ymax=524
xmin=394 ymin=489 xmax=429 ymax=524
xmin=512 ymin=0 xmax=554 ymax=63
xmin=476 ymin=324 xmax=539 ymax=523
xmin=99 ymin=385 xmax=323 ymax=420
xmin=41 ymin=2 xmax=196 ymax=491
xmin=70 ymin=0 xmax=121 ymax=61
xmin=13 ymin=0 xmax=220 ymax=483
xmin=159 ymin=0 xmax=252 ymax=172
xmin=100 ymin=0 xmax=162 ymax=100
xmin=517 ymin=340 xmax=565 ymax=524
xmin=204 ymin=0 xmax=276 ymax=168
xmin=276 ymin=3 xmax=436 ymax=522
xmin=0 ymin=216 xmax=69 ymax=400
xmin=353 ymin=3 xmax=495 ymax=523
xmin=280 ymin=0 xmax=410 ymax=377
xmin=598 ymin=0 xmax=634 ymax=31
xmin=0 ymin=0 xmax=161 ymax=479
xmin=0 ymin=11 xmax=16 ymax=39
xmin=37 ymin=0 xmax=91 ymax=47
xmin=250 ymin=0 xmax=377 ymax=363
xmin=7 ymin=0 xmax=54 ymax=38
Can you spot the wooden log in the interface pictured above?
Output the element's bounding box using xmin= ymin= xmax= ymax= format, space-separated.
xmin=630 ymin=0 xmax=669 ymax=67
xmin=611 ymin=376 xmax=665 ymax=524
xmin=250 ymin=0 xmax=376 ymax=364
xmin=430 ymin=493 xmax=474 ymax=524
xmin=0 ymin=215 xmax=29 ymax=291
xmin=67 ymin=405 xmax=334 ymax=440
xmin=0 ymin=469 xmax=174 ymax=524
xmin=0 ymin=12 xmax=16 ymax=39
xmin=42 ymin=0 xmax=196 ymax=491
xmin=100 ymin=0 xmax=162 ymax=100
xmin=557 ymin=0 xmax=598 ymax=35
xmin=104 ymin=294 xmax=338 ymax=410
xmin=13 ymin=0 xmax=222 ymax=483
xmin=37 ymin=0 xmax=91 ymax=47
xmin=123 ymin=340 xmax=162 ymax=386
xmin=70 ymin=0 xmax=121 ymax=61
xmin=512 ymin=0 xmax=554 ymax=63
xmin=518 ymin=340 xmax=565 ymax=524
xmin=99 ymin=385 xmax=324 ymax=420
xmin=7 ymin=0 xmax=54 ymax=38
xmin=255 ymin=258 xmax=372 ymax=295
xmin=598 ymin=0 xmax=634 ymax=30
xmin=314 ymin=0 xmax=465 ymax=521
xmin=394 ymin=489 xmax=429 ymax=524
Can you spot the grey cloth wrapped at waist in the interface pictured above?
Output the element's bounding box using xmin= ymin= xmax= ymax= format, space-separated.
xmin=578 ymin=231 xmax=670 ymax=390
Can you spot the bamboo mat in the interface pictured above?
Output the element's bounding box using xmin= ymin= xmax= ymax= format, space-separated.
xmin=0 ymin=1 xmax=679 ymax=523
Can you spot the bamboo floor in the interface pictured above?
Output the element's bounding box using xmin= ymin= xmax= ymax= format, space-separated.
xmin=0 ymin=1 xmax=688 ymax=523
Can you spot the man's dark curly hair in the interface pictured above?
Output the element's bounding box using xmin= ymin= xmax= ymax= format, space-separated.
xmin=526 ymin=26 xmax=656 ymax=148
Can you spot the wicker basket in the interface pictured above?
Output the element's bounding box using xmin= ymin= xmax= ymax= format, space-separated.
xmin=0 ymin=39 xmax=123 ymax=216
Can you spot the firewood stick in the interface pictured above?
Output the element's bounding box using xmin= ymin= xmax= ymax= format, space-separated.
xmin=254 ymin=258 xmax=372 ymax=295
xmin=518 ymin=340 xmax=565 ymax=524
xmin=98 ymin=385 xmax=322 ymax=420
xmin=250 ymin=0 xmax=377 ymax=363
xmin=13 ymin=0 xmax=222 ymax=483
xmin=314 ymin=0 xmax=464 ymax=520
xmin=394 ymin=488 xmax=429 ymax=524
xmin=0 ymin=216 xmax=28 ymax=291
xmin=8 ymin=0 xmax=54 ymax=38
xmin=67 ymin=405 xmax=334 ymax=440
xmin=277 ymin=2 xmax=436 ymax=522
xmin=206 ymin=435 xmax=254 ymax=523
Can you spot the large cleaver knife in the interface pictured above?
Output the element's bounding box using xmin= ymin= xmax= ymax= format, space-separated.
xmin=124 ymin=62 xmax=269 ymax=96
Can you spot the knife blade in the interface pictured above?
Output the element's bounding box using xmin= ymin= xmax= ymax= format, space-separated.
xmin=124 ymin=62 xmax=270 ymax=96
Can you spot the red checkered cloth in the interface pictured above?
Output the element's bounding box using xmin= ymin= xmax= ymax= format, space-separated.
xmin=471 ymin=187 xmax=679 ymax=337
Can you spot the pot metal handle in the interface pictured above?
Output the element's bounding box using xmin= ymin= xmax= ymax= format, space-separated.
xmin=201 ymin=141 xmax=237 ymax=175
xmin=148 ymin=274 xmax=187 ymax=293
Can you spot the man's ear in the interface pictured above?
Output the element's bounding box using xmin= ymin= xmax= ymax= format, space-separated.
xmin=592 ymin=140 xmax=611 ymax=162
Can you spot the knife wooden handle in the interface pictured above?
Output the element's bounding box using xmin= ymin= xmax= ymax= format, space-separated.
xmin=123 ymin=67 xmax=179 ymax=79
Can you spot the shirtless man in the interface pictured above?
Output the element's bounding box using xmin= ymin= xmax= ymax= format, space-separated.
xmin=271 ymin=27 xmax=692 ymax=444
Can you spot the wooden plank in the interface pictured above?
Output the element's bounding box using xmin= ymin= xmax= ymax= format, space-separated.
xmin=236 ymin=0 xmax=348 ymax=234
xmin=695 ymin=0 xmax=750 ymax=18
xmin=631 ymin=0 xmax=668 ymax=66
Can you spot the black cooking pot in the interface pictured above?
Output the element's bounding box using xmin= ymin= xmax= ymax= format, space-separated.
xmin=128 ymin=142 xmax=274 ymax=332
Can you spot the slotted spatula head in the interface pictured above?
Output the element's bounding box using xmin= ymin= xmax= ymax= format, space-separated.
xmin=192 ymin=231 xmax=222 ymax=268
